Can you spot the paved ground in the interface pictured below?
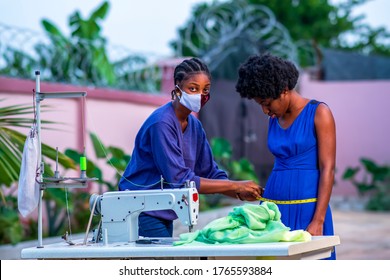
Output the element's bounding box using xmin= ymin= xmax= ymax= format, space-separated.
xmin=1 ymin=199 xmax=390 ymax=260
xmin=331 ymin=210 xmax=390 ymax=259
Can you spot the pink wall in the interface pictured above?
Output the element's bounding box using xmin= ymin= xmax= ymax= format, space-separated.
xmin=0 ymin=76 xmax=170 ymax=183
xmin=299 ymin=73 xmax=390 ymax=196
xmin=2 ymin=72 xmax=390 ymax=197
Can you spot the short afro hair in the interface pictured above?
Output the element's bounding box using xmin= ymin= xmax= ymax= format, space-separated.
xmin=235 ymin=53 xmax=299 ymax=100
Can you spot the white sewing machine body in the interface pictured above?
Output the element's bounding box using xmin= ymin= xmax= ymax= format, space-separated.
xmin=90 ymin=185 xmax=199 ymax=243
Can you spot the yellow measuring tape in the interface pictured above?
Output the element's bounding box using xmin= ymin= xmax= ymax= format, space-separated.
xmin=258 ymin=197 xmax=317 ymax=204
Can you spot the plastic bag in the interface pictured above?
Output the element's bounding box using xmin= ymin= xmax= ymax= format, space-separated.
xmin=18 ymin=124 xmax=40 ymax=217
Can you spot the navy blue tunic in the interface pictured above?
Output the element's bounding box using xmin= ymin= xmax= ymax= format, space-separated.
xmin=119 ymin=102 xmax=228 ymax=220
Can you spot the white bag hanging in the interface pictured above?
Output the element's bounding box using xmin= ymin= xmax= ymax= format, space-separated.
xmin=18 ymin=124 xmax=40 ymax=217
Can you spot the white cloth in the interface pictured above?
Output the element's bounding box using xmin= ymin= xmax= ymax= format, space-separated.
xmin=18 ymin=124 xmax=40 ymax=217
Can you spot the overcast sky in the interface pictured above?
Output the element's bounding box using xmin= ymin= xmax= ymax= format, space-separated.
xmin=0 ymin=0 xmax=389 ymax=56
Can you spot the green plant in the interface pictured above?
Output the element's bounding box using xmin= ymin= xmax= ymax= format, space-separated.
xmin=0 ymin=99 xmax=77 ymax=244
xmin=46 ymin=132 xmax=132 ymax=237
xmin=0 ymin=101 xmax=75 ymax=186
xmin=199 ymin=137 xmax=260 ymax=210
xmin=172 ymin=0 xmax=390 ymax=70
xmin=0 ymin=195 xmax=23 ymax=244
xmin=1 ymin=1 xmax=162 ymax=93
xmin=211 ymin=137 xmax=259 ymax=184
xmin=343 ymin=158 xmax=390 ymax=211
xmin=36 ymin=1 xmax=116 ymax=86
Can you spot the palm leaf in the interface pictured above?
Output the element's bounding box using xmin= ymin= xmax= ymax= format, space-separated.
xmin=0 ymin=101 xmax=77 ymax=187
xmin=90 ymin=132 xmax=107 ymax=159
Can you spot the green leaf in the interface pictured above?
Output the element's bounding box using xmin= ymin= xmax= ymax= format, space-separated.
xmin=107 ymin=146 xmax=126 ymax=159
xmin=356 ymin=182 xmax=375 ymax=194
xmin=360 ymin=158 xmax=390 ymax=182
xmin=90 ymin=132 xmax=107 ymax=159
xmin=342 ymin=167 xmax=360 ymax=180
xmin=41 ymin=19 xmax=67 ymax=43
xmin=64 ymin=148 xmax=103 ymax=180
xmin=361 ymin=158 xmax=379 ymax=174
xmin=41 ymin=143 xmax=77 ymax=170
xmin=107 ymin=157 xmax=127 ymax=171
xmin=210 ymin=137 xmax=232 ymax=159
xmin=90 ymin=1 xmax=110 ymax=21
xmin=237 ymin=158 xmax=256 ymax=173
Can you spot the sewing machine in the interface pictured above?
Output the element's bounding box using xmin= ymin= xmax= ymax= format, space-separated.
xmin=89 ymin=181 xmax=199 ymax=243
xmin=21 ymin=179 xmax=340 ymax=259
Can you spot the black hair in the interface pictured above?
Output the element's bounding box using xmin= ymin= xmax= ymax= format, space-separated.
xmin=235 ymin=53 xmax=299 ymax=100
xmin=174 ymin=57 xmax=211 ymax=84
xmin=171 ymin=57 xmax=211 ymax=99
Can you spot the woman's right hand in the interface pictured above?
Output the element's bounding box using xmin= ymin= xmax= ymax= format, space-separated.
xmin=198 ymin=178 xmax=263 ymax=201
xmin=233 ymin=180 xmax=263 ymax=201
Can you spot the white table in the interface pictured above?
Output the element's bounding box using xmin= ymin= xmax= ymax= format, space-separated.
xmin=21 ymin=235 xmax=340 ymax=260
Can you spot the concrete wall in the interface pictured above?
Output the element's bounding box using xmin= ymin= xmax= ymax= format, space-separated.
xmin=299 ymin=73 xmax=390 ymax=196
xmin=2 ymin=72 xmax=390 ymax=197
xmin=0 ymin=76 xmax=171 ymax=184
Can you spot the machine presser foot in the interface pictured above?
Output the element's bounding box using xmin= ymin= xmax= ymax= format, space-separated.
xmin=61 ymin=231 xmax=75 ymax=245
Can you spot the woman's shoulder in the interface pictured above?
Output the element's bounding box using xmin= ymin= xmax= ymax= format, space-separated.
xmin=309 ymin=99 xmax=329 ymax=108
xmin=308 ymin=99 xmax=332 ymax=113
xmin=188 ymin=113 xmax=204 ymax=129
xmin=150 ymin=102 xmax=175 ymax=120
xmin=313 ymin=101 xmax=335 ymax=125
xmin=309 ymin=100 xmax=332 ymax=112
xmin=142 ymin=103 xmax=177 ymax=130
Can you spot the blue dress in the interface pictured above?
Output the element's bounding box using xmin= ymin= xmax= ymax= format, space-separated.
xmin=262 ymin=100 xmax=336 ymax=260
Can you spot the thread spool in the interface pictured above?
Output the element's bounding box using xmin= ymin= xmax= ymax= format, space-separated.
xmin=80 ymin=156 xmax=87 ymax=171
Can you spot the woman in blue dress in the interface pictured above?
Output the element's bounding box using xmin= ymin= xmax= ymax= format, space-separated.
xmin=235 ymin=53 xmax=336 ymax=259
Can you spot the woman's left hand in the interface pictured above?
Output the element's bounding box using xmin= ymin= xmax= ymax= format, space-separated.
xmin=306 ymin=220 xmax=324 ymax=236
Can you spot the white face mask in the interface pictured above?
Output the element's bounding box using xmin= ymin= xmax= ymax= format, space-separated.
xmin=176 ymin=85 xmax=202 ymax=112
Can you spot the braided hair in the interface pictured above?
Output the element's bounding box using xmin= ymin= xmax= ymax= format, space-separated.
xmin=235 ymin=53 xmax=299 ymax=100
xmin=171 ymin=57 xmax=211 ymax=99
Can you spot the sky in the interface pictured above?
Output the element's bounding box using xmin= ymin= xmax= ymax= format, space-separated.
xmin=0 ymin=0 xmax=389 ymax=57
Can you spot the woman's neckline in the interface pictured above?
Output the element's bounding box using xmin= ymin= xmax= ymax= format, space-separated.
xmin=276 ymin=99 xmax=312 ymax=130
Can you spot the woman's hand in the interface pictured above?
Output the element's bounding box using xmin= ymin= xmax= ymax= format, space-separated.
xmin=306 ymin=220 xmax=324 ymax=236
xmin=199 ymin=178 xmax=263 ymax=201
xmin=234 ymin=180 xmax=263 ymax=201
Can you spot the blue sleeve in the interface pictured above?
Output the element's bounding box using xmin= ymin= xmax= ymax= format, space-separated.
xmin=149 ymin=122 xmax=201 ymax=189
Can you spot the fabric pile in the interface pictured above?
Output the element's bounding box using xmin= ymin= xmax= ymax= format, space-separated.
xmin=174 ymin=201 xmax=311 ymax=246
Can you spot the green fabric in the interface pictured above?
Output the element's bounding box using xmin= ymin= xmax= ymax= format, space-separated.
xmin=174 ymin=202 xmax=311 ymax=246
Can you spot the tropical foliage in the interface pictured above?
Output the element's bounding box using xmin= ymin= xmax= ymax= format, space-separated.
xmin=171 ymin=0 xmax=390 ymax=69
xmin=210 ymin=137 xmax=259 ymax=184
xmin=0 ymin=100 xmax=75 ymax=187
xmin=36 ymin=132 xmax=132 ymax=239
xmin=199 ymin=137 xmax=260 ymax=211
xmin=247 ymin=0 xmax=390 ymax=63
xmin=0 ymin=124 xmax=132 ymax=244
xmin=0 ymin=1 xmax=162 ymax=93
xmin=0 ymin=100 xmax=77 ymax=244
xmin=343 ymin=158 xmax=390 ymax=211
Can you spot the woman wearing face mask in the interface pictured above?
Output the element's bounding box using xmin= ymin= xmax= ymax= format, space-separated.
xmin=119 ymin=57 xmax=263 ymax=238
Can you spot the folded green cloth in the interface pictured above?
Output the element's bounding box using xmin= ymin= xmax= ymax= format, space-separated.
xmin=174 ymin=202 xmax=311 ymax=246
